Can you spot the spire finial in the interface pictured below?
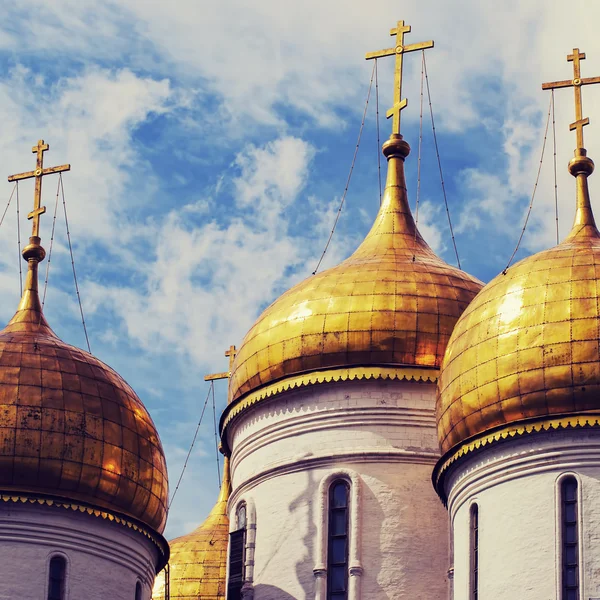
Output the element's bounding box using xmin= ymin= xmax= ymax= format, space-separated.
xmin=543 ymin=50 xmax=600 ymax=238
xmin=366 ymin=20 xmax=434 ymax=136
xmin=8 ymin=139 xmax=70 ymax=261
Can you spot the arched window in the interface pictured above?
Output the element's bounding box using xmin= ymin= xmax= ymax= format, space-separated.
xmin=228 ymin=502 xmax=247 ymax=600
xmin=47 ymin=555 xmax=66 ymax=600
xmin=561 ymin=477 xmax=579 ymax=600
xmin=135 ymin=581 xmax=143 ymax=600
xmin=327 ymin=480 xmax=350 ymax=600
xmin=470 ymin=504 xmax=479 ymax=600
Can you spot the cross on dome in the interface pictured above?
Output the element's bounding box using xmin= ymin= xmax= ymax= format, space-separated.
xmin=204 ymin=345 xmax=238 ymax=382
xmin=542 ymin=48 xmax=600 ymax=150
xmin=365 ymin=20 xmax=434 ymax=135
xmin=8 ymin=139 xmax=70 ymax=239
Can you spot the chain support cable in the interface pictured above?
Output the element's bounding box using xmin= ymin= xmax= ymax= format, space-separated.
xmin=211 ymin=380 xmax=221 ymax=489
xmin=423 ymin=54 xmax=462 ymax=269
xmin=312 ymin=61 xmax=376 ymax=275
xmin=552 ymin=89 xmax=559 ymax=244
xmin=39 ymin=176 xmax=62 ymax=323
xmin=16 ymin=182 xmax=22 ymax=295
xmin=503 ymin=95 xmax=554 ymax=274
xmin=59 ymin=174 xmax=91 ymax=353
xmin=413 ymin=50 xmax=426 ymax=261
xmin=168 ymin=381 xmax=213 ymax=510
xmin=0 ymin=183 xmax=17 ymax=232
xmin=375 ymin=59 xmax=383 ymax=206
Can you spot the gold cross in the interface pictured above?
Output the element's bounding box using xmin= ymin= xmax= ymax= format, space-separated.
xmin=366 ymin=20 xmax=434 ymax=135
xmin=7 ymin=140 xmax=70 ymax=237
xmin=204 ymin=345 xmax=237 ymax=382
xmin=542 ymin=48 xmax=600 ymax=150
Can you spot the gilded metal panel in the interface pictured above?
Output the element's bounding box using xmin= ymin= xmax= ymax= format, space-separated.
xmin=228 ymin=136 xmax=483 ymax=405
xmin=437 ymin=156 xmax=600 ymax=455
xmin=152 ymin=460 xmax=230 ymax=600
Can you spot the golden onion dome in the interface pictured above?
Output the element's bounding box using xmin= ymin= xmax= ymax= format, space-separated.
xmin=0 ymin=235 xmax=168 ymax=533
xmin=436 ymin=149 xmax=600 ymax=473
xmin=153 ymin=458 xmax=231 ymax=600
xmin=226 ymin=135 xmax=483 ymax=416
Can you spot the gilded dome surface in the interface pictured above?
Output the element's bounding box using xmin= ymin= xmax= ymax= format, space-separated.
xmin=153 ymin=459 xmax=230 ymax=600
xmin=228 ymin=136 xmax=483 ymax=404
xmin=437 ymin=151 xmax=600 ymax=456
xmin=0 ymin=240 xmax=168 ymax=533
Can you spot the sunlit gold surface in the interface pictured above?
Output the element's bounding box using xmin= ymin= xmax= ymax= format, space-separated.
xmin=437 ymin=147 xmax=600 ymax=455
xmin=0 ymin=142 xmax=168 ymax=533
xmin=365 ymin=20 xmax=434 ymax=135
xmin=0 ymin=257 xmax=169 ymax=532
xmin=153 ymin=459 xmax=231 ymax=600
xmin=228 ymin=135 xmax=483 ymax=405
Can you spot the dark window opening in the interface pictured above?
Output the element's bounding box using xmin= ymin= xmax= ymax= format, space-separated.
xmin=228 ymin=504 xmax=247 ymax=600
xmin=562 ymin=477 xmax=579 ymax=600
xmin=470 ymin=505 xmax=478 ymax=600
xmin=327 ymin=480 xmax=349 ymax=600
xmin=135 ymin=581 xmax=143 ymax=600
xmin=47 ymin=556 xmax=66 ymax=600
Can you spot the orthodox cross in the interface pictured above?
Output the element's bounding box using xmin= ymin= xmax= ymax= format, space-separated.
xmin=204 ymin=345 xmax=237 ymax=382
xmin=542 ymin=48 xmax=600 ymax=150
xmin=366 ymin=20 xmax=434 ymax=135
xmin=8 ymin=140 xmax=70 ymax=237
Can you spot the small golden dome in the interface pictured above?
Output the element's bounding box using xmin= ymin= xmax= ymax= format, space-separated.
xmin=0 ymin=236 xmax=168 ymax=533
xmin=437 ymin=149 xmax=600 ymax=457
xmin=153 ymin=459 xmax=231 ymax=600
xmin=228 ymin=135 xmax=483 ymax=405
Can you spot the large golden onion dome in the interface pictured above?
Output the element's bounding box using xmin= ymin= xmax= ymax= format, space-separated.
xmin=436 ymin=148 xmax=600 ymax=476
xmin=153 ymin=458 xmax=231 ymax=600
xmin=225 ymin=134 xmax=482 ymax=422
xmin=0 ymin=234 xmax=168 ymax=534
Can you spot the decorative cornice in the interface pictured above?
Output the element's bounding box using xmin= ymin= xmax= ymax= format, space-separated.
xmin=433 ymin=413 xmax=600 ymax=504
xmin=221 ymin=365 xmax=438 ymax=441
xmin=0 ymin=492 xmax=169 ymax=572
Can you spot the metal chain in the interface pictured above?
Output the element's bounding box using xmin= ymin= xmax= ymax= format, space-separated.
xmin=211 ymin=380 xmax=221 ymax=489
xmin=423 ymin=54 xmax=462 ymax=269
xmin=312 ymin=61 xmax=376 ymax=275
xmin=375 ymin=59 xmax=383 ymax=206
xmin=39 ymin=176 xmax=62 ymax=322
xmin=59 ymin=174 xmax=91 ymax=353
xmin=503 ymin=95 xmax=553 ymax=274
xmin=0 ymin=183 xmax=17 ymax=231
xmin=414 ymin=50 xmax=426 ymax=260
xmin=16 ymin=182 xmax=22 ymax=295
xmin=552 ymin=89 xmax=559 ymax=244
xmin=168 ymin=381 xmax=213 ymax=509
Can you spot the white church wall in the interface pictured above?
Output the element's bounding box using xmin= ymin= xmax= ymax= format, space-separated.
xmin=445 ymin=428 xmax=600 ymax=600
xmin=0 ymin=501 xmax=160 ymax=600
xmin=225 ymin=378 xmax=449 ymax=600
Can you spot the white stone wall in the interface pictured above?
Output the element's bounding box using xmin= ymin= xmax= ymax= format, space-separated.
xmin=445 ymin=428 xmax=600 ymax=600
xmin=0 ymin=501 xmax=161 ymax=600
xmin=225 ymin=378 xmax=450 ymax=600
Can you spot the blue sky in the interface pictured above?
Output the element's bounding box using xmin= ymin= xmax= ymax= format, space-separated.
xmin=0 ymin=0 xmax=599 ymax=539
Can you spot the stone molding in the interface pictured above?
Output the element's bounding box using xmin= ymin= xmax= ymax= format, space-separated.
xmin=0 ymin=501 xmax=157 ymax=587
xmin=445 ymin=431 xmax=600 ymax=520
xmin=229 ymin=448 xmax=439 ymax=508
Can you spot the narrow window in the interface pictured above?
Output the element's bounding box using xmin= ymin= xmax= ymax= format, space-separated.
xmin=562 ymin=477 xmax=579 ymax=600
xmin=327 ymin=480 xmax=349 ymax=600
xmin=228 ymin=503 xmax=247 ymax=600
xmin=47 ymin=556 xmax=66 ymax=600
xmin=470 ymin=504 xmax=479 ymax=600
xmin=135 ymin=581 xmax=143 ymax=600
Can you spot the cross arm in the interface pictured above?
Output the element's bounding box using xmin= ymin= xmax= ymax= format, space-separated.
xmin=542 ymin=76 xmax=600 ymax=90
xmin=204 ymin=371 xmax=230 ymax=381
xmin=403 ymin=40 xmax=434 ymax=52
xmin=8 ymin=163 xmax=71 ymax=182
xmin=365 ymin=47 xmax=395 ymax=60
